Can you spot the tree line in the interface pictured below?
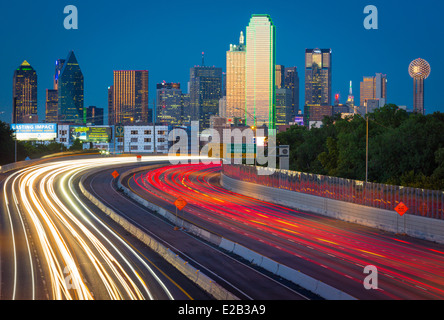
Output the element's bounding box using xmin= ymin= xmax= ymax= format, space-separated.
xmin=277 ymin=104 xmax=444 ymax=191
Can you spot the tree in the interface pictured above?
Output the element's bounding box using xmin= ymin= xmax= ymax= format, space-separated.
xmin=275 ymin=106 xmax=444 ymax=190
xmin=69 ymin=138 xmax=83 ymax=151
xmin=0 ymin=121 xmax=15 ymax=165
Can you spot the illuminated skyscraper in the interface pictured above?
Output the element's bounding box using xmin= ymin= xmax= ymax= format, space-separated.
xmin=275 ymin=65 xmax=284 ymax=89
xmin=58 ymin=51 xmax=84 ymax=124
xmin=346 ymin=81 xmax=354 ymax=110
xmin=275 ymin=87 xmax=292 ymax=125
xmin=12 ymin=60 xmax=38 ymax=123
xmin=85 ymin=106 xmax=104 ymax=125
xmin=284 ymin=66 xmax=300 ymax=118
xmin=54 ymin=59 xmax=65 ymax=90
xmin=189 ymin=66 xmax=222 ymax=131
xmin=245 ymin=14 xmax=276 ymax=130
xmin=304 ymin=49 xmax=332 ymax=126
xmin=305 ymin=48 xmax=332 ymax=107
xmin=409 ymin=58 xmax=431 ymax=115
xmin=360 ymin=73 xmax=387 ymax=109
xmin=111 ymin=70 xmax=149 ymax=125
xmin=156 ymin=82 xmax=183 ymax=125
xmin=45 ymin=89 xmax=58 ymax=123
xmin=226 ymin=31 xmax=246 ymax=121
xmin=45 ymin=59 xmax=66 ymax=123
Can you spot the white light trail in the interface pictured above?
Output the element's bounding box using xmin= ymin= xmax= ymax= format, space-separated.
xmin=2 ymin=155 xmax=206 ymax=300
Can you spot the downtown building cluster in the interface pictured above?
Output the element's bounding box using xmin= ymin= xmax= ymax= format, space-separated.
xmin=10 ymin=14 xmax=431 ymax=152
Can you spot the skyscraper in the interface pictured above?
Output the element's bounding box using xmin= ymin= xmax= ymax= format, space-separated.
xmin=305 ymin=48 xmax=332 ymax=107
xmin=275 ymin=87 xmax=292 ymax=125
xmin=275 ymin=65 xmax=285 ymax=89
xmin=45 ymin=89 xmax=58 ymax=123
xmin=189 ymin=66 xmax=222 ymax=131
xmin=108 ymin=85 xmax=113 ymax=125
xmin=86 ymin=106 xmax=104 ymax=125
xmin=181 ymin=93 xmax=191 ymax=125
xmin=304 ymin=49 xmax=332 ymax=126
xmin=54 ymin=59 xmax=65 ymax=90
xmin=360 ymin=73 xmax=387 ymax=110
xmin=45 ymin=59 xmax=66 ymax=123
xmin=245 ymin=14 xmax=276 ymax=130
xmin=226 ymin=31 xmax=246 ymax=121
xmin=284 ymin=66 xmax=300 ymax=118
xmin=12 ymin=60 xmax=38 ymax=123
xmin=409 ymin=58 xmax=431 ymax=115
xmin=156 ymin=82 xmax=183 ymax=125
xmin=57 ymin=51 xmax=84 ymax=124
xmin=110 ymin=70 xmax=149 ymax=125
xmin=346 ymin=81 xmax=355 ymax=110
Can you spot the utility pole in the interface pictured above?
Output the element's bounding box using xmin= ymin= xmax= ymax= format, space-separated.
xmin=153 ymin=98 xmax=156 ymax=154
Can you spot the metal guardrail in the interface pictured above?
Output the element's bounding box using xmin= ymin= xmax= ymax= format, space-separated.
xmin=222 ymin=164 xmax=444 ymax=220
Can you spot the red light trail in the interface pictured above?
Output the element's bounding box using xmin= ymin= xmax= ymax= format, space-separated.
xmin=128 ymin=163 xmax=444 ymax=299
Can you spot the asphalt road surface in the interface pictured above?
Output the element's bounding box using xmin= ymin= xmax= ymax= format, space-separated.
xmin=124 ymin=162 xmax=444 ymax=300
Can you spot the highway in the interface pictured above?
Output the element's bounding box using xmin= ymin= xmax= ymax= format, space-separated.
xmin=84 ymin=163 xmax=312 ymax=300
xmin=0 ymin=156 xmax=213 ymax=300
xmin=124 ymin=162 xmax=444 ymax=300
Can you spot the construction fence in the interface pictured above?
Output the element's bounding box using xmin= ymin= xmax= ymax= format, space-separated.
xmin=222 ymin=164 xmax=444 ymax=220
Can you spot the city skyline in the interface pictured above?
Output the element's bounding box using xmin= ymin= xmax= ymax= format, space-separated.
xmin=0 ymin=0 xmax=443 ymax=124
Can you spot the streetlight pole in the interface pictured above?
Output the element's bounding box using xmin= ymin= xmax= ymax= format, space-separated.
xmin=14 ymin=97 xmax=17 ymax=162
xmin=365 ymin=103 xmax=368 ymax=183
xmin=245 ymin=110 xmax=257 ymax=166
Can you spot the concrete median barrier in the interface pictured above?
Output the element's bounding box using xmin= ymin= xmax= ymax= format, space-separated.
xmin=79 ymin=170 xmax=239 ymax=300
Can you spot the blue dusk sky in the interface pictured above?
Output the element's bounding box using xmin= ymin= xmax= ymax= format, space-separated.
xmin=0 ymin=0 xmax=443 ymax=123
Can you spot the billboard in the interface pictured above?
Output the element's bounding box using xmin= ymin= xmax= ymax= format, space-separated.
xmin=70 ymin=126 xmax=112 ymax=143
xmin=11 ymin=123 xmax=57 ymax=141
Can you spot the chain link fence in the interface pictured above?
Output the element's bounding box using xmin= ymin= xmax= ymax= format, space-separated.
xmin=222 ymin=164 xmax=444 ymax=220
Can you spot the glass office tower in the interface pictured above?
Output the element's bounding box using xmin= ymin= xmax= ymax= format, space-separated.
xmin=305 ymin=48 xmax=332 ymax=107
xmin=45 ymin=89 xmax=58 ymax=123
xmin=284 ymin=66 xmax=300 ymax=119
xmin=58 ymin=51 xmax=84 ymax=124
xmin=245 ymin=14 xmax=276 ymax=130
xmin=156 ymin=82 xmax=183 ymax=125
xmin=12 ymin=60 xmax=38 ymax=123
xmin=304 ymin=49 xmax=332 ymax=125
xmin=189 ymin=66 xmax=223 ymax=131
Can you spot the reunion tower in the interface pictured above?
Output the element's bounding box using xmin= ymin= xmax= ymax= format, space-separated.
xmin=409 ymin=58 xmax=431 ymax=115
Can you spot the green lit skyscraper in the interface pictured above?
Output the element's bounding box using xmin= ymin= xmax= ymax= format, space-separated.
xmin=12 ymin=60 xmax=38 ymax=123
xmin=58 ymin=51 xmax=84 ymax=124
xmin=245 ymin=14 xmax=276 ymax=130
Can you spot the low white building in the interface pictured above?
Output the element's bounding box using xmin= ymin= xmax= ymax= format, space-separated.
xmin=114 ymin=125 xmax=169 ymax=154
xmin=55 ymin=124 xmax=170 ymax=154
xmin=55 ymin=124 xmax=70 ymax=148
